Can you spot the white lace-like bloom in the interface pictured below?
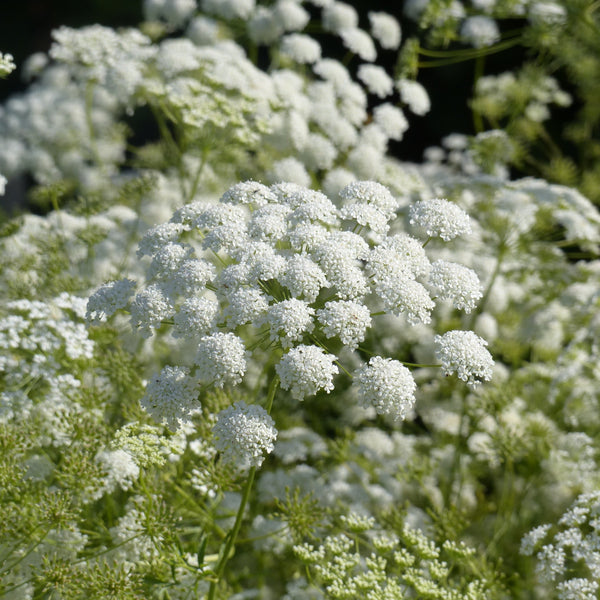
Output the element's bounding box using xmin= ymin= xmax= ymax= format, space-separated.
xmin=130 ymin=284 xmax=174 ymax=338
xmin=187 ymin=16 xmax=219 ymax=45
xmin=264 ymin=299 xmax=315 ymax=347
xmin=239 ymin=241 xmax=286 ymax=282
xmin=280 ymin=255 xmax=329 ymax=302
xmin=248 ymin=7 xmax=283 ymax=44
xmin=195 ymin=332 xmax=247 ymax=387
xmin=313 ymin=58 xmax=352 ymax=90
xmin=201 ymin=0 xmax=255 ymax=20
xmin=223 ymin=286 xmax=270 ymax=326
xmin=299 ymin=133 xmax=338 ymax=171
xmin=86 ymin=279 xmax=136 ymax=324
xmin=137 ymin=222 xmax=184 ymax=257
xmin=248 ymin=203 xmax=291 ymax=241
xmin=529 ymin=2 xmax=567 ymax=25
xmin=276 ymin=345 xmax=338 ymax=400
xmin=435 ymin=330 xmax=494 ymax=387
xmin=273 ymin=0 xmax=310 ymax=31
xmin=379 ymin=233 xmax=431 ymax=278
xmin=322 ymin=2 xmax=359 ymax=32
xmin=141 ymin=365 xmax=199 ymax=430
xmin=397 ymin=79 xmax=431 ymax=116
xmin=520 ymin=524 xmax=552 ymax=556
xmin=368 ymin=12 xmax=401 ymax=49
xmin=460 ymin=16 xmax=500 ymax=48
xmin=213 ymin=401 xmax=277 ymax=469
xmin=268 ymin=157 xmax=311 ymax=188
xmin=557 ymin=579 xmax=599 ymax=600
xmin=357 ymin=64 xmax=393 ymax=98
xmin=340 ymin=180 xmax=397 ymax=218
xmin=173 ymin=296 xmax=219 ymax=337
xmin=429 ymin=260 xmax=482 ymax=313
xmin=409 ymin=198 xmax=472 ymax=241
xmin=315 ymin=244 xmax=369 ymax=300
xmin=376 ymin=272 xmax=435 ymax=324
xmin=373 ymin=103 xmax=408 ymax=141
xmin=95 ymin=449 xmax=140 ymax=495
xmin=282 ymin=186 xmax=339 ymax=225
xmin=220 ymin=180 xmax=276 ymax=207
xmin=148 ymin=242 xmax=191 ymax=279
xmin=144 ymin=0 xmax=197 ymax=27
xmin=169 ymin=258 xmax=216 ymax=296
xmin=0 ymin=53 xmax=16 ymax=77
xmin=345 ymin=204 xmax=392 ymax=235
xmin=317 ymin=300 xmax=371 ymax=349
xmin=355 ymin=356 xmax=416 ymax=421
xmin=280 ymin=34 xmax=322 ymax=64
xmin=0 ymin=175 xmax=6 ymax=195
xmin=339 ymin=28 xmax=377 ymax=62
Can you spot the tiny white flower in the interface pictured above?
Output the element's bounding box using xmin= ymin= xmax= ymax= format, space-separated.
xmin=213 ymin=401 xmax=277 ymax=469
xmin=397 ymin=78 xmax=431 ymax=116
xmin=173 ymin=296 xmax=219 ymax=338
xmin=357 ymin=64 xmax=393 ymax=98
xmin=317 ymin=300 xmax=371 ymax=350
xmin=435 ymin=330 xmax=494 ymax=387
xmin=368 ymin=12 xmax=401 ymax=49
xmin=264 ymin=299 xmax=315 ymax=347
xmin=280 ymin=34 xmax=322 ymax=64
xmin=355 ymin=356 xmax=417 ymax=421
xmin=409 ymin=198 xmax=472 ymax=241
xmin=195 ymin=332 xmax=247 ymax=387
xmin=141 ymin=365 xmax=200 ymax=430
xmin=276 ymin=344 xmax=338 ymax=400
xmin=339 ymin=27 xmax=377 ymax=62
xmin=428 ymin=260 xmax=482 ymax=313
xmin=86 ymin=279 xmax=136 ymax=324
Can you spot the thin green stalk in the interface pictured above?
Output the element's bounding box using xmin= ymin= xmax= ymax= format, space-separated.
xmin=206 ymin=377 xmax=279 ymax=599
xmin=206 ymin=471 xmax=256 ymax=600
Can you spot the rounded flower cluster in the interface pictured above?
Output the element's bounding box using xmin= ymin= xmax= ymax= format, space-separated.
xmin=434 ymin=330 xmax=494 ymax=387
xmin=355 ymin=356 xmax=417 ymax=421
xmin=276 ymin=345 xmax=339 ymax=400
xmin=93 ymin=180 xmax=490 ymax=454
xmin=86 ymin=278 xmax=136 ymax=324
xmin=428 ymin=260 xmax=482 ymax=313
xmin=140 ymin=365 xmax=200 ymax=430
xmin=409 ymin=198 xmax=472 ymax=241
xmin=195 ymin=332 xmax=247 ymax=387
xmin=213 ymin=401 xmax=278 ymax=470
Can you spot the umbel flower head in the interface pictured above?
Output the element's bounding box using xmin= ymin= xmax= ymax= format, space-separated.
xmin=213 ymin=401 xmax=277 ymax=470
xmin=89 ymin=180 xmax=491 ymax=454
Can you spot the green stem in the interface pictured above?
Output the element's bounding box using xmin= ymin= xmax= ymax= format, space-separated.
xmin=467 ymin=243 xmax=506 ymax=328
xmin=187 ymin=148 xmax=209 ymax=202
xmin=206 ymin=377 xmax=279 ymax=599
xmin=207 ymin=467 xmax=256 ymax=600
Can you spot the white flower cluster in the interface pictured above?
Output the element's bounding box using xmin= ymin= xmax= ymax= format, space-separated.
xmin=521 ymin=491 xmax=600 ymax=594
xmin=213 ymin=401 xmax=278 ymax=469
xmin=93 ymin=179 xmax=490 ymax=430
xmin=0 ymin=52 xmax=15 ymax=77
xmin=409 ymin=198 xmax=472 ymax=241
xmin=435 ymin=330 xmax=494 ymax=387
xmin=140 ymin=366 xmax=200 ymax=430
xmin=356 ymin=357 xmax=417 ymax=421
